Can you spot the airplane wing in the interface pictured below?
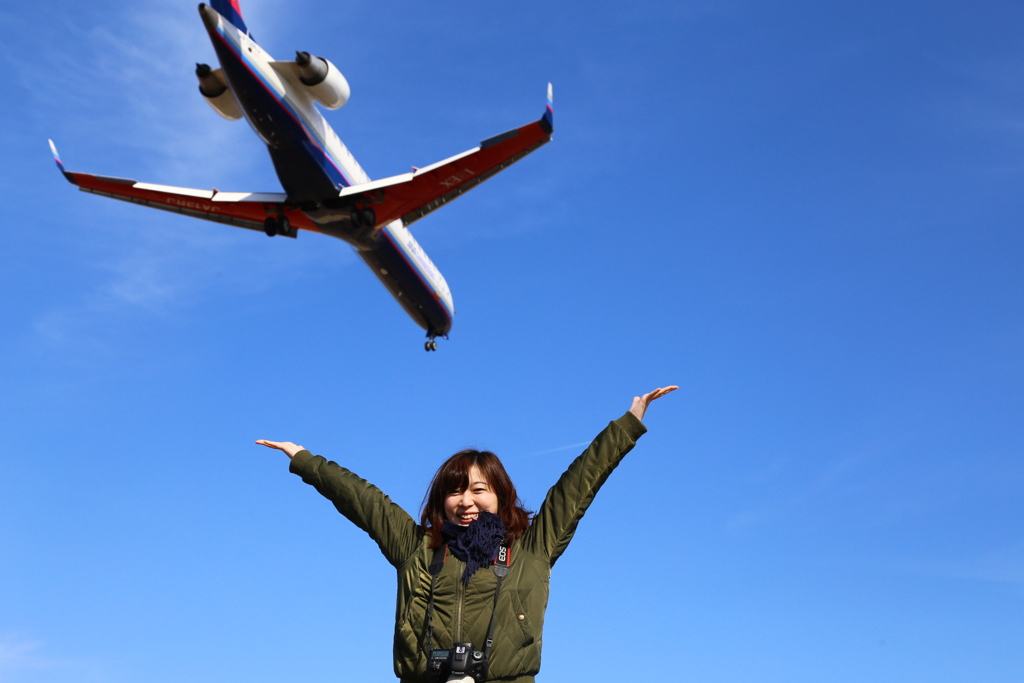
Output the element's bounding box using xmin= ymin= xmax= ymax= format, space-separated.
xmin=342 ymin=84 xmax=555 ymax=229
xmin=49 ymin=84 xmax=554 ymax=237
xmin=47 ymin=140 xmax=319 ymax=238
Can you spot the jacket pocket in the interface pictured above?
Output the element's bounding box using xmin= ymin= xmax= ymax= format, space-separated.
xmin=509 ymin=590 xmax=535 ymax=646
xmin=395 ymin=600 xmax=427 ymax=678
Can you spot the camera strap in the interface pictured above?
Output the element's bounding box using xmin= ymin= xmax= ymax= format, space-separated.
xmin=424 ymin=541 xmax=512 ymax=660
xmin=483 ymin=543 xmax=511 ymax=661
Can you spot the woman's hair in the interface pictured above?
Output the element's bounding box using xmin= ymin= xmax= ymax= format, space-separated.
xmin=420 ymin=449 xmax=533 ymax=548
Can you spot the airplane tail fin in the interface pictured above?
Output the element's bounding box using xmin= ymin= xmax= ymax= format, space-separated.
xmin=210 ymin=0 xmax=248 ymax=33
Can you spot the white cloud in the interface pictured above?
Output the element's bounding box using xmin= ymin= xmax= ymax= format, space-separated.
xmin=521 ymin=440 xmax=591 ymax=458
xmin=26 ymin=217 xmax=346 ymax=350
xmin=724 ymin=449 xmax=871 ymax=531
xmin=0 ymin=633 xmax=113 ymax=681
xmin=0 ymin=635 xmax=46 ymax=671
xmin=893 ymin=543 xmax=1024 ymax=586
xmin=913 ymin=53 xmax=1024 ymax=170
xmin=82 ymin=1 xmax=265 ymax=183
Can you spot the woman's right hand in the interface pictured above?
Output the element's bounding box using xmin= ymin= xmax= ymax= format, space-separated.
xmin=255 ymin=440 xmax=306 ymax=459
xmin=629 ymin=385 xmax=678 ymax=422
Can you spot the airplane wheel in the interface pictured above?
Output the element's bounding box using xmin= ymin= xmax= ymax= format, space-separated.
xmin=279 ymin=216 xmax=291 ymax=236
xmin=360 ymin=208 xmax=376 ymax=229
xmin=264 ymin=217 xmax=278 ymax=237
xmin=424 ymin=340 xmax=437 ymax=352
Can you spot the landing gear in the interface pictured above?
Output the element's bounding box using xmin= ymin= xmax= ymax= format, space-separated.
xmin=263 ymin=215 xmax=291 ymax=237
xmin=353 ymin=207 xmax=376 ymax=230
xmin=351 ymin=207 xmax=378 ymax=243
xmin=424 ymin=340 xmax=438 ymax=352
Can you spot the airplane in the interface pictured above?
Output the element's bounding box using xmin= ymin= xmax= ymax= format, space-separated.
xmin=50 ymin=0 xmax=553 ymax=351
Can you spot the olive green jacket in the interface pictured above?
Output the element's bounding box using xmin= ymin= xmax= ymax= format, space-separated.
xmin=289 ymin=412 xmax=646 ymax=682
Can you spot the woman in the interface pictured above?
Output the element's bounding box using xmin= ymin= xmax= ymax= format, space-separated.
xmin=257 ymin=386 xmax=676 ymax=682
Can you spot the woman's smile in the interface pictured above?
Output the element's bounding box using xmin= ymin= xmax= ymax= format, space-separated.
xmin=444 ymin=465 xmax=498 ymax=525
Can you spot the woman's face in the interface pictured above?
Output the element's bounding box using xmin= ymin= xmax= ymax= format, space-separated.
xmin=444 ymin=465 xmax=498 ymax=525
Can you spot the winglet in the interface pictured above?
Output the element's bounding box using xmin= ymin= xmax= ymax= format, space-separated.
xmin=540 ymin=83 xmax=554 ymax=135
xmin=48 ymin=139 xmax=77 ymax=185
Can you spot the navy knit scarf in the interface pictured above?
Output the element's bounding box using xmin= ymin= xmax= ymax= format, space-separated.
xmin=441 ymin=511 xmax=506 ymax=584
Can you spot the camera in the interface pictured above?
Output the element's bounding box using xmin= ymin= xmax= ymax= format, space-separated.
xmin=426 ymin=642 xmax=488 ymax=682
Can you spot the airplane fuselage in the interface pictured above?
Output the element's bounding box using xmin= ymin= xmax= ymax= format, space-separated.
xmin=199 ymin=4 xmax=454 ymax=339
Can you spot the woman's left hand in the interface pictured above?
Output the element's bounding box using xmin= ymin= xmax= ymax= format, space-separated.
xmin=629 ymin=386 xmax=678 ymax=422
xmin=255 ymin=440 xmax=306 ymax=459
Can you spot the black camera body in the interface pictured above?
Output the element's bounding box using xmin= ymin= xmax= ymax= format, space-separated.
xmin=427 ymin=642 xmax=488 ymax=682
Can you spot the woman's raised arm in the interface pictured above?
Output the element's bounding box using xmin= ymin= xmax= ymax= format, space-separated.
xmin=522 ymin=385 xmax=677 ymax=565
xmin=256 ymin=438 xmax=421 ymax=568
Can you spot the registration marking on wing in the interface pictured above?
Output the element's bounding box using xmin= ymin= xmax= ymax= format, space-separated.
xmin=439 ymin=169 xmax=476 ymax=188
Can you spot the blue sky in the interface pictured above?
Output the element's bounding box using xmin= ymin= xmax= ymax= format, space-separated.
xmin=1 ymin=0 xmax=1022 ymax=681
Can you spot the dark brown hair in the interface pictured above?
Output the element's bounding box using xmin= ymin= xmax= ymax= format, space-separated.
xmin=420 ymin=449 xmax=533 ymax=548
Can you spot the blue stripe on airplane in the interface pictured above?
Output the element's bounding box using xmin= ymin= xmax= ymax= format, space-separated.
xmin=379 ymin=226 xmax=454 ymax=322
xmin=211 ymin=25 xmax=354 ymax=190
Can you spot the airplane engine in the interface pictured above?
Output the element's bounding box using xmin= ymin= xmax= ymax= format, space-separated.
xmin=195 ymin=63 xmax=243 ymax=120
xmin=295 ymin=51 xmax=350 ymax=109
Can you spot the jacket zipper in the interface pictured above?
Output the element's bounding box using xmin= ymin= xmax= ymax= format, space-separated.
xmin=455 ymin=557 xmax=465 ymax=642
